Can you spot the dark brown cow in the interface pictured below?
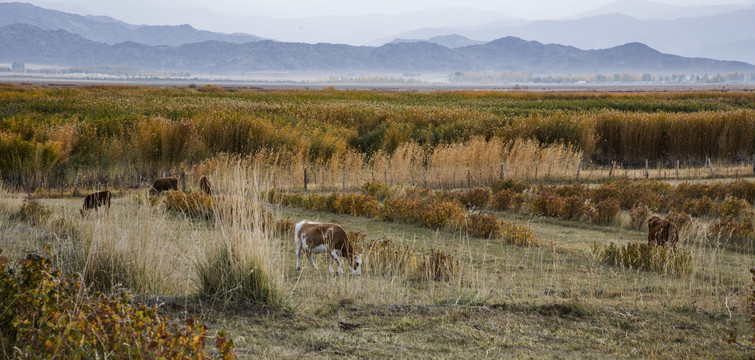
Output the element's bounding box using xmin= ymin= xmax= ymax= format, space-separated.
xmin=80 ymin=190 xmax=111 ymax=216
xmin=294 ymin=220 xmax=363 ymax=275
xmin=648 ymin=215 xmax=679 ymax=249
xmin=199 ymin=176 xmax=213 ymax=195
xmin=149 ymin=177 xmax=178 ymax=195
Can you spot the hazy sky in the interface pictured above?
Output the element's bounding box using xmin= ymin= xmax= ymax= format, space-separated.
xmin=16 ymin=0 xmax=755 ymax=19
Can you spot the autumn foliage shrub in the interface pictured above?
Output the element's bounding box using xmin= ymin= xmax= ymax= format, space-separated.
xmin=0 ymin=250 xmax=235 ymax=359
xmin=491 ymin=179 xmax=529 ymax=194
xmin=531 ymin=191 xmax=565 ymax=217
xmin=459 ymin=188 xmax=493 ymax=209
xmin=498 ymin=221 xmax=537 ymax=247
xmin=629 ymin=204 xmax=652 ymax=230
xmin=361 ymin=181 xmax=391 ymax=201
xmin=163 ymin=190 xmax=215 ymax=219
xmin=464 ymin=213 xmax=500 ymax=238
xmin=709 ymin=216 xmax=755 ymax=250
xmin=561 ymin=195 xmax=590 ymax=220
xmin=491 ymin=189 xmax=525 ymax=211
xmin=591 ymin=199 xmax=621 ymax=225
xmin=14 ymin=198 xmax=51 ymax=226
xmin=714 ymin=197 xmax=754 ymax=219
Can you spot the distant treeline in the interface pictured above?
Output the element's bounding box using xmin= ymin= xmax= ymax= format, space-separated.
xmin=1 ymin=83 xmax=755 ymax=185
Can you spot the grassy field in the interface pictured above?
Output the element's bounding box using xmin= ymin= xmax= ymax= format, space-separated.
xmin=1 ymin=85 xmax=755 ymax=358
xmin=1 ymin=179 xmax=753 ymax=358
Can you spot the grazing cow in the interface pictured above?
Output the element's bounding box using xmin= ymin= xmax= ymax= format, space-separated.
xmin=647 ymin=215 xmax=679 ymax=249
xmin=80 ymin=190 xmax=111 ymax=216
xmin=199 ymin=176 xmax=213 ymax=195
xmin=295 ymin=220 xmax=363 ymax=275
xmin=149 ymin=176 xmax=178 ymax=195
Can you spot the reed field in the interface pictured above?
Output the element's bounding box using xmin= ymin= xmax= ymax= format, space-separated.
xmin=1 ymin=83 xmax=755 ymax=358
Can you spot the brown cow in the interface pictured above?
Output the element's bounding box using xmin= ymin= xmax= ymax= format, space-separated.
xmin=199 ymin=176 xmax=213 ymax=195
xmin=295 ymin=220 xmax=363 ymax=275
xmin=647 ymin=215 xmax=679 ymax=249
xmin=80 ymin=190 xmax=111 ymax=216
xmin=149 ymin=176 xmax=178 ymax=195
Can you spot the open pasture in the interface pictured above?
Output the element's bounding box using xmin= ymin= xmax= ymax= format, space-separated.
xmin=1 ymin=84 xmax=755 ymax=358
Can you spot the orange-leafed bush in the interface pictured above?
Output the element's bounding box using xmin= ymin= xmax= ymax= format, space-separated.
xmin=0 ymin=250 xmax=235 ymax=359
xmin=591 ymin=199 xmax=621 ymax=225
xmin=629 ymin=204 xmax=652 ymax=230
xmin=491 ymin=178 xmax=529 ymax=194
xmin=464 ymin=213 xmax=500 ymax=238
xmin=361 ymin=181 xmax=391 ymax=201
xmin=709 ymin=216 xmax=755 ymax=250
xmin=561 ymin=195 xmax=590 ymax=220
xmin=491 ymin=189 xmax=525 ymax=211
xmin=498 ymin=221 xmax=537 ymax=247
xmin=163 ymin=190 xmax=215 ymax=219
xmin=459 ymin=188 xmax=493 ymax=209
xmin=532 ymin=191 xmax=565 ymax=217
xmin=422 ymin=201 xmax=465 ymax=229
xmin=715 ymin=197 xmax=754 ymax=219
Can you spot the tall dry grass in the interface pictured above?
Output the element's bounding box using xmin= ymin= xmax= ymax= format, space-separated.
xmin=193 ymin=157 xmax=284 ymax=306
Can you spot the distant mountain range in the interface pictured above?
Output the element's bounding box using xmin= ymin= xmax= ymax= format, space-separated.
xmin=383 ymin=7 xmax=755 ymax=65
xmin=2 ymin=23 xmax=753 ymax=75
xmin=0 ymin=2 xmax=263 ymax=46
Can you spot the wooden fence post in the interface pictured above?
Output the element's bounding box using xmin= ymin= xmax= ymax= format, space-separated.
xmin=644 ymin=159 xmax=649 ymax=179
xmin=181 ymin=172 xmax=186 ymax=192
xmin=501 ymin=164 xmax=506 ymax=180
xmin=608 ymin=161 xmax=614 ymax=178
xmin=423 ymin=167 xmax=427 ymax=188
xmin=342 ymin=168 xmax=346 ymax=190
xmin=467 ymin=169 xmax=471 ymax=188
xmin=304 ymin=168 xmax=308 ymax=191
xmin=72 ymin=173 xmax=81 ymax=196
xmin=576 ymin=161 xmax=581 ymax=179
xmin=676 ymin=160 xmax=679 ymax=180
xmin=706 ymin=157 xmax=714 ymax=177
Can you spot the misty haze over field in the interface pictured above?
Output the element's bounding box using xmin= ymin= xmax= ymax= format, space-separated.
xmin=1 ymin=0 xmax=755 ymax=82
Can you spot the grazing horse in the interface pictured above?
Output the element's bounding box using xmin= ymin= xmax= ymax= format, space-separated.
xmin=149 ymin=177 xmax=178 ymax=195
xmin=647 ymin=215 xmax=679 ymax=249
xmin=295 ymin=220 xmax=363 ymax=275
xmin=80 ymin=190 xmax=111 ymax=216
xmin=199 ymin=176 xmax=213 ymax=195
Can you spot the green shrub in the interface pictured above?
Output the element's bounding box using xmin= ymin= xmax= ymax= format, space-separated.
xmin=596 ymin=242 xmax=691 ymax=274
xmin=0 ymin=249 xmax=235 ymax=359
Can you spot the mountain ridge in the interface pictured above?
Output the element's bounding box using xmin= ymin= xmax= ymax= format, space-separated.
xmin=2 ymin=24 xmax=753 ymax=75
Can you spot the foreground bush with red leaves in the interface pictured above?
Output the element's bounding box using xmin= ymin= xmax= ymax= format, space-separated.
xmin=0 ymin=249 xmax=235 ymax=359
